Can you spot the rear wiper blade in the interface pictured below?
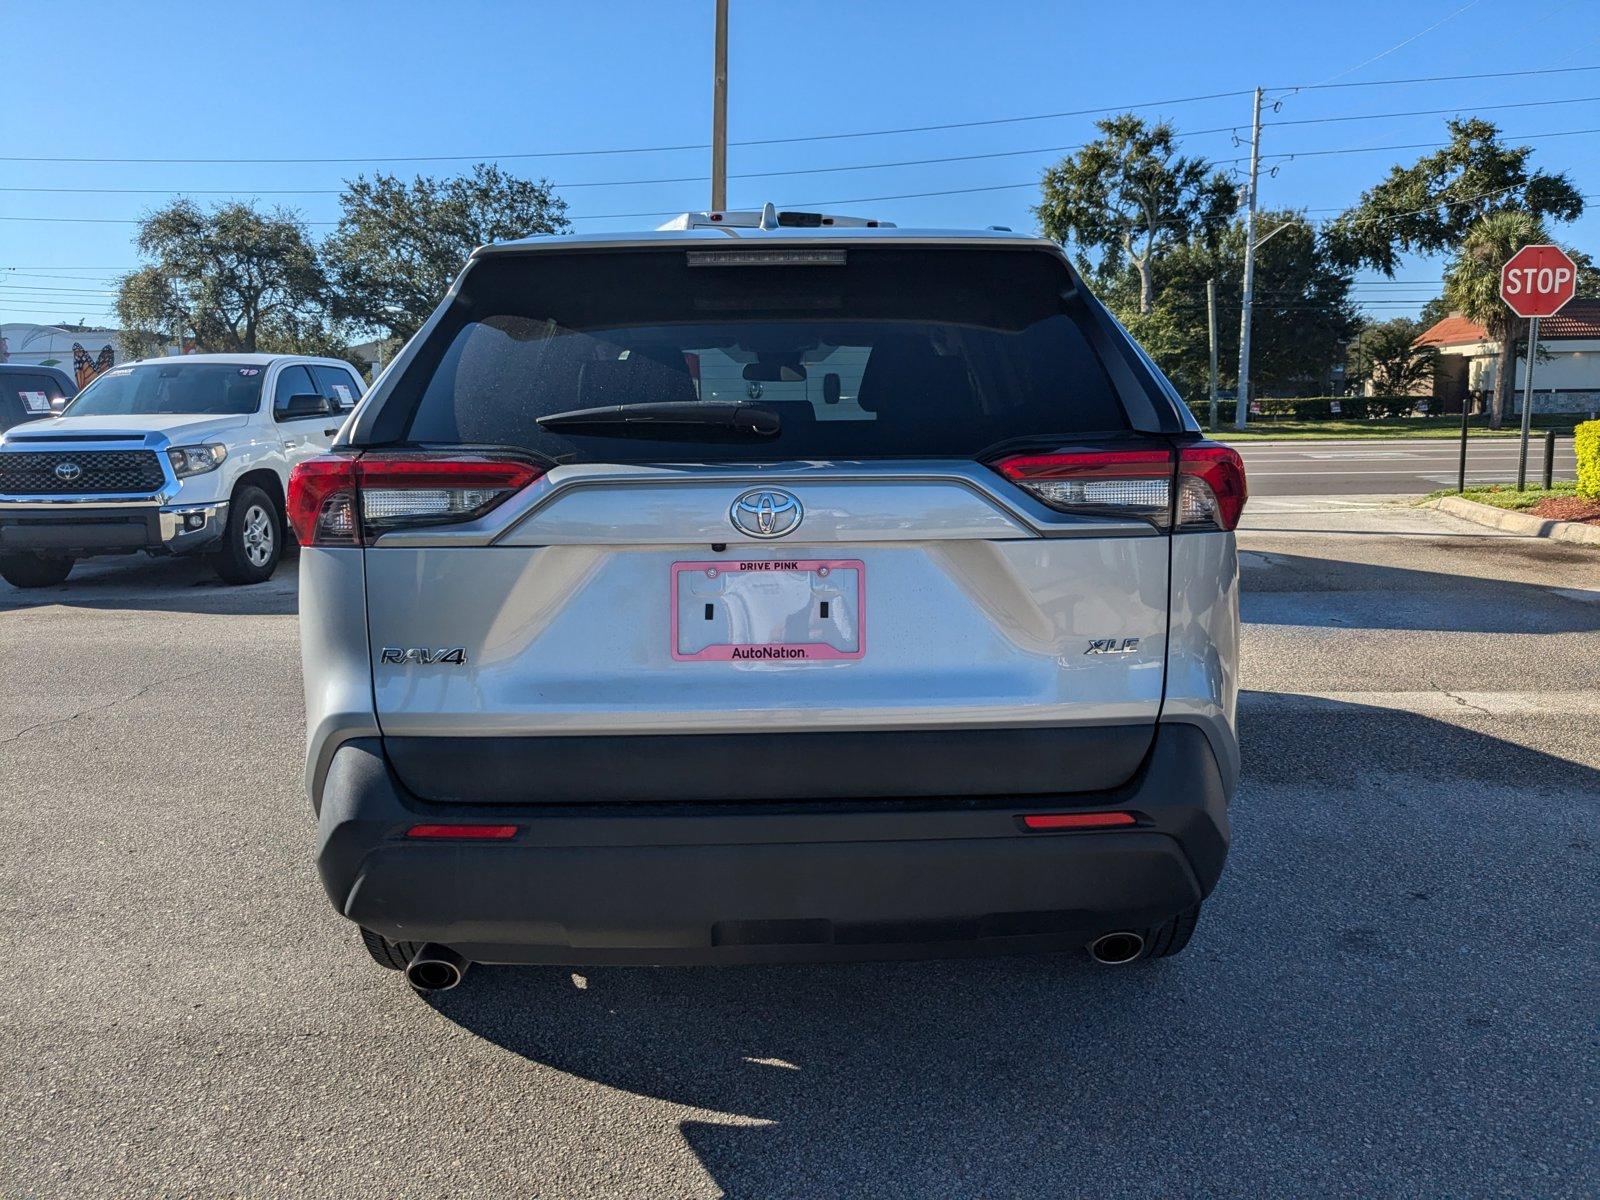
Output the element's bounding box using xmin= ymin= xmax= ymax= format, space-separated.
xmin=537 ymin=401 xmax=780 ymax=437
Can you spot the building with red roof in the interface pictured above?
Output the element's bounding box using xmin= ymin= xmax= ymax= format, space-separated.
xmin=1415 ymin=300 xmax=1600 ymax=416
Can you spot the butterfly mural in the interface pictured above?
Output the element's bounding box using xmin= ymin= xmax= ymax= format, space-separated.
xmin=72 ymin=343 xmax=116 ymax=389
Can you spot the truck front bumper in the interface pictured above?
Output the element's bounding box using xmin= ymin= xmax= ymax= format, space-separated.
xmin=0 ymin=501 xmax=226 ymax=556
xmin=316 ymin=723 xmax=1231 ymax=966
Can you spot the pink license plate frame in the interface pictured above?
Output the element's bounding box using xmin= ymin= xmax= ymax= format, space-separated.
xmin=670 ymin=558 xmax=867 ymax=662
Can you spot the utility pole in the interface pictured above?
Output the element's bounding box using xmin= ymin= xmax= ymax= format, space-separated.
xmin=710 ymin=0 xmax=728 ymax=211
xmin=1234 ymin=86 xmax=1263 ymax=432
xmin=1206 ymin=277 xmax=1220 ymax=431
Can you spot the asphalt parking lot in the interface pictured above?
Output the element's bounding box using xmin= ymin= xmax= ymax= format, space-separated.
xmin=2 ymin=500 xmax=1597 ymax=1199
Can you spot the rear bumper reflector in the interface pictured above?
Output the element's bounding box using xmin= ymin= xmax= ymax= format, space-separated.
xmin=405 ymin=824 xmax=519 ymax=840
xmin=1020 ymin=811 xmax=1137 ymax=831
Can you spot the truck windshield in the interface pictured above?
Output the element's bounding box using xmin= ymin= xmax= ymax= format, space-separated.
xmin=64 ymin=363 xmax=264 ymax=417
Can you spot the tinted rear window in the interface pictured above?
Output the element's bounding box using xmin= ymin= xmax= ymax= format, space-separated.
xmin=396 ymin=247 xmax=1127 ymax=462
xmin=1 ymin=372 xmax=66 ymax=431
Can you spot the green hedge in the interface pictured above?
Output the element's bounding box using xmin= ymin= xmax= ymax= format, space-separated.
xmin=1182 ymin=395 xmax=1425 ymax=423
xmin=1576 ymin=420 xmax=1600 ymax=498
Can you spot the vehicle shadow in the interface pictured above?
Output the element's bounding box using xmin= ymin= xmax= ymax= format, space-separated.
xmin=422 ymin=700 xmax=1599 ymax=1199
xmin=0 ymin=548 xmax=299 ymax=616
xmin=1241 ymin=548 xmax=1600 ymax=634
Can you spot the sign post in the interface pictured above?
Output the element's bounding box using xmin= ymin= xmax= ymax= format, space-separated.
xmin=1499 ymin=245 xmax=1577 ymax=490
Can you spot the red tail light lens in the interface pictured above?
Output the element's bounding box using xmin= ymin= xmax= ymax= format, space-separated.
xmin=286 ymin=457 xmax=359 ymax=546
xmin=287 ymin=454 xmax=544 ymax=546
xmin=991 ymin=448 xmax=1175 ymax=527
xmin=990 ymin=442 xmax=1247 ymax=532
xmin=1177 ymin=442 xmax=1248 ymax=531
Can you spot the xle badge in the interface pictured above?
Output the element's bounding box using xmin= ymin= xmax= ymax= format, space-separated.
xmin=1085 ymin=638 xmax=1140 ymax=656
xmin=380 ymin=647 xmax=468 ymax=666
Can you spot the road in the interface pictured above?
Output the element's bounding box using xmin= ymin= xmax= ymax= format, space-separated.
xmin=1 ymin=504 xmax=1597 ymax=1199
xmin=1234 ymin=436 xmax=1579 ymax=496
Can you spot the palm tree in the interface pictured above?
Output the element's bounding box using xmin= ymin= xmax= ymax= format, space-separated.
xmin=1442 ymin=211 xmax=1549 ymax=429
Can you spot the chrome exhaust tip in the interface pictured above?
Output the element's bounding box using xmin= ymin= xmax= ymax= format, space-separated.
xmin=405 ymin=943 xmax=469 ymax=992
xmin=1088 ymin=931 xmax=1145 ymax=965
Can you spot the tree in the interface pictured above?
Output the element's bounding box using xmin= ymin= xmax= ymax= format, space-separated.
xmin=324 ymin=163 xmax=571 ymax=344
xmin=1106 ymin=211 xmax=1359 ymax=404
xmin=115 ymin=200 xmax=335 ymax=354
xmin=1323 ymin=118 xmax=1584 ymax=275
xmin=1347 ymin=318 xmax=1438 ymax=395
xmin=1035 ymin=115 xmax=1236 ymax=315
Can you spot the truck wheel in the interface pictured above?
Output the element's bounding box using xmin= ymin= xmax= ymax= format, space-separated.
xmin=1145 ymin=905 xmax=1201 ymax=958
xmin=0 ymin=552 xmax=74 ymax=588
xmin=209 ymin=485 xmax=282 ymax=585
xmin=359 ymin=927 xmax=420 ymax=971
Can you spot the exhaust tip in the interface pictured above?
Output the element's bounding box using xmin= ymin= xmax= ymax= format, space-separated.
xmin=405 ymin=944 xmax=469 ymax=992
xmin=1088 ymin=931 xmax=1145 ymax=965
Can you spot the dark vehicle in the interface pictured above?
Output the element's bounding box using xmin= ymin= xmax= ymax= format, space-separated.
xmin=0 ymin=364 xmax=76 ymax=433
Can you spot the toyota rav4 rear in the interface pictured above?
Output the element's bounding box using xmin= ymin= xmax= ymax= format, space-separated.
xmin=294 ymin=220 xmax=1244 ymax=990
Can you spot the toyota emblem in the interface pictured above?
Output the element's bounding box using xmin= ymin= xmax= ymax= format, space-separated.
xmin=54 ymin=461 xmax=82 ymax=483
xmin=729 ymin=489 xmax=803 ymax=539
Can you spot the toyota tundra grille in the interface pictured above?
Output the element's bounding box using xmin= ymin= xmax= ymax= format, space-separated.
xmin=0 ymin=450 xmax=167 ymax=495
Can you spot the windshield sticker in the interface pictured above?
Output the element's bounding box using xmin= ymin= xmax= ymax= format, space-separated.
xmin=238 ymin=367 xmax=260 ymax=376
xmin=20 ymin=390 xmax=52 ymax=413
xmin=331 ymin=383 xmax=353 ymax=403
xmin=104 ymin=367 xmax=135 ymax=378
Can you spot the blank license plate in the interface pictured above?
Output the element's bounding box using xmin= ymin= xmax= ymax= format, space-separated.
xmin=671 ymin=559 xmax=865 ymax=662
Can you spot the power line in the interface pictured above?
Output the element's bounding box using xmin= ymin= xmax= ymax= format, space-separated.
xmin=1267 ymin=93 xmax=1600 ymax=128
xmin=6 ymin=65 xmax=1598 ymax=169
xmin=1276 ymin=62 xmax=1600 ymax=92
xmin=0 ymin=129 xmax=1251 ymax=197
xmin=0 ymin=88 xmax=1257 ymax=166
xmin=1263 ymin=125 xmax=1600 ymax=163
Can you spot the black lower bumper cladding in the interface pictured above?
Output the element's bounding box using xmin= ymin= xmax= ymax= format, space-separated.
xmin=316 ymin=724 xmax=1230 ymax=966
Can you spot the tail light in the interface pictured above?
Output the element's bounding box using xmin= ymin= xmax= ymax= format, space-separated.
xmin=287 ymin=453 xmax=544 ymax=546
xmin=990 ymin=441 xmax=1246 ymax=532
xmin=1176 ymin=442 xmax=1248 ymax=531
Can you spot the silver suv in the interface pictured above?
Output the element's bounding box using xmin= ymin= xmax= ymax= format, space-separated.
xmin=294 ymin=212 xmax=1245 ymax=991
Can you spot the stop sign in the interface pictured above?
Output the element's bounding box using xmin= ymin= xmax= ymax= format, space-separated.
xmin=1500 ymin=244 xmax=1578 ymax=318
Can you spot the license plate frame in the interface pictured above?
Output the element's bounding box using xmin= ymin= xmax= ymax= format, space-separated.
xmin=670 ymin=558 xmax=866 ymax=662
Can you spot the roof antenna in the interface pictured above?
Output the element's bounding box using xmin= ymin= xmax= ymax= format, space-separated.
xmin=759 ymin=202 xmax=779 ymax=231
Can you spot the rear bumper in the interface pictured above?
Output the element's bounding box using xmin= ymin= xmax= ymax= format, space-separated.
xmin=0 ymin=502 xmax=226 ymax=556
xmin=316 ymin=724 xmax=1231 ymax=965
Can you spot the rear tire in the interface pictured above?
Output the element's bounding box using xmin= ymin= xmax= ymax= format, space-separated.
xmin=1144 ymin=904 xmax=1201 ymax=958
xmin=359 ymin=927 xmax=419 ymax=971
xmin=0 ymin=552 xmax=74 ymax=588
xmin=209 ymin=485 xmax=282 ymax=585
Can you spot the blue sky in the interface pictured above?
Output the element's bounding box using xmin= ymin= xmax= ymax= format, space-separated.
xmin=3 ymin=0 xmax=1598 ymax=329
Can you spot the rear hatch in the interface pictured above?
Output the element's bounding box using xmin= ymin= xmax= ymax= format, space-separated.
xmin=308 ymin=242 xmax=1236 ymax=804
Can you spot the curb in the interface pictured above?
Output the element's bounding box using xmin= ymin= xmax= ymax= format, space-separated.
xmin=1425 ymin=495 xmax=1600 ymax=546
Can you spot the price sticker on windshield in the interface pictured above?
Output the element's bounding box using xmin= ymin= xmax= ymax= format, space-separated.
xmin=19 ymin=390 xmax=52 ymax=413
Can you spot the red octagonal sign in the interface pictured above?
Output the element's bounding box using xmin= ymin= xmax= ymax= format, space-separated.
xmin=1500 ymin=244 xmax=1578 ymax=319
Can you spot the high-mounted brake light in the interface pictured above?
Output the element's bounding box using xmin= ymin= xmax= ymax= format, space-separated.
xmin=287 ymin=454 xmax=543 ymax=546
xmin=989 ymin=441 xmax=1247 ymax=532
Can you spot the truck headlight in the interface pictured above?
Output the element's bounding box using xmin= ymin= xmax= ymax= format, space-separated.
xmin=166 ymin=444 xmax=228 ymax=478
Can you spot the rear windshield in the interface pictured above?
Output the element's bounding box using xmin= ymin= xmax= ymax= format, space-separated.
xmin=1 ymin=371 xmax=67 ymax=431
xmin=65 ymin=363 xmax=264 ymax=417
xmin=396 ymin=247 xmax=1127 ymax=462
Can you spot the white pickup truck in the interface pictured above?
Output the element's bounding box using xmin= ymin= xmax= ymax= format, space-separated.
xmin=0 ymin=353 xmax=365 ymax=588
